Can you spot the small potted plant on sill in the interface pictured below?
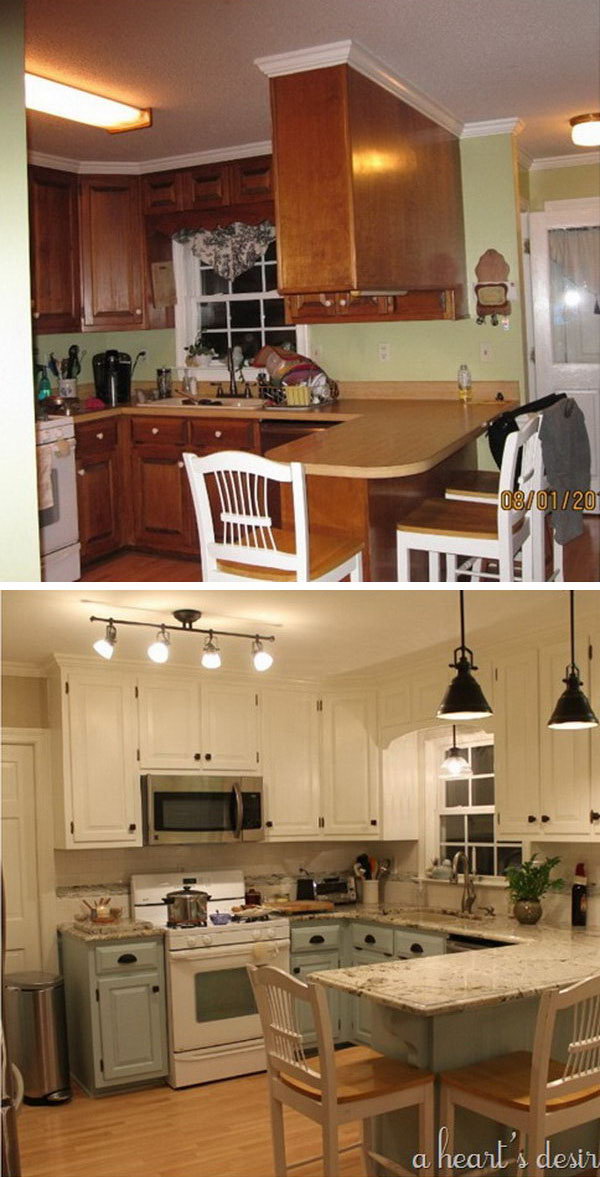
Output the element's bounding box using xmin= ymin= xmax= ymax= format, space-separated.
xmin=184 ymin=335 xmax=217 ymax=367
xmin=505 ymin=855 xmax=564 ymax=925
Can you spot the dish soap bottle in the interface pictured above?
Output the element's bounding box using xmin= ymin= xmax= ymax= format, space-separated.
xmin=457 ymin=363 xmax=472 ymax=404
xmin=37 ymin=365 xmax=52 ymax=403
xmin=571 ymin=862 xmax=587 ymax=927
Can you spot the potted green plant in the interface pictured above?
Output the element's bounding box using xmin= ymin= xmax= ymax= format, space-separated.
xmin=505 ymin=855 xmax=564 ymax=925
xmin=184 ymin=334 xmax=216 ymax=366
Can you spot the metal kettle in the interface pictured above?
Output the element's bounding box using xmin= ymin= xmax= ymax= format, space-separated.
xmin=162 ymin=882 xmax=211 ymax=927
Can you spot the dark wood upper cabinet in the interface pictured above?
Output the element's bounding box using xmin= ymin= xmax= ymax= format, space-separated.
xmin=141 ymin=170 xmax=188 ymax=213
xmin=79 ymin=174 xmax=146 ymax=331
xmin=183 ymin=162 xmax=231 ymax=210
xmin=28 ymin=166 xmax=81 ymax=333
xmin=229 ymin=156 xmax=273 ymax=204
xmin=270 ymin=65 xmax=467 ymax=314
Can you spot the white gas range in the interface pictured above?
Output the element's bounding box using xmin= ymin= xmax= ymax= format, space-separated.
xmin=131 ymin=870 xmax=290 ymax=1088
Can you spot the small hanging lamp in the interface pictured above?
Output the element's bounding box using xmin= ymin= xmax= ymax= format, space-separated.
xmin=548 ymin=591 xmax=598 ymax=730
xmin=437 ymin=591 xmax=493 ymax=721
xmin=440 ymin=726 xmax=472 ymax=777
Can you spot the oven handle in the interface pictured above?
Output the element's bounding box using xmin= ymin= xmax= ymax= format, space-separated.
xmin=232 ymin=782 xmax=243 ymax=839
xmin=172 ymin=940 xmax=290 ymax=963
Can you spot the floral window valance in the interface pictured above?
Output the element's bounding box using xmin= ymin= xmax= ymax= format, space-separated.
xmin=173 ymin=220 xmax=275 ymax=281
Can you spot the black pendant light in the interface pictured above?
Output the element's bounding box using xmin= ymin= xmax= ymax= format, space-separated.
xmin=548 ymin=591 xmax=598 ymax=730
xmin=437 ymin=591 xmax=493 ymax=721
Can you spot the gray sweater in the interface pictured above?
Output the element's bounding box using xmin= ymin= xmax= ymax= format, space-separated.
xmin=539 ymin=399 xmax=591 ymax=545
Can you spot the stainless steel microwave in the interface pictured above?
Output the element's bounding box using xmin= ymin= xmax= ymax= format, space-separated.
xmin=142 ymin=775 xmax=264 ymax=844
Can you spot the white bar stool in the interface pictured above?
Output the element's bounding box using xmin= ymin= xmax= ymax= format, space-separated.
xmin=249 ymin=964 xmax=434 ymax=1177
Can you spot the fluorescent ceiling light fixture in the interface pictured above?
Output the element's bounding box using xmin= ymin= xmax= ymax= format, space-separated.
xmin=437 ymin=591 xmax=493 ymax=721
xmin=201 ymin=633 xmax=222 ymax=670
xmin=440 ymin=726 xmax=472 ymax=777
xmin=25 ymin=73 xmax=152 ymax=133
xmin=93 ymin=621 xmax=117 ymax=660
xmin=570 ymin=113 xmax=600 ymax=147
xmin=548 ymin=591 xmax=598 ymax=730
xmin=147 ymin=627 xmax=170 ymax=664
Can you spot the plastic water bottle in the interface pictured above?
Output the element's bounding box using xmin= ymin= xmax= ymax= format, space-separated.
xmin=457 ymin=363 xmax=472 ymax=404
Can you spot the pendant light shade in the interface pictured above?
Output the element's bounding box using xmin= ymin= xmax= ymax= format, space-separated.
xmin=437 ymin=592 xmax=493 ymax=721
xmin=548 ymin=592 xmax=598 ymax=730
xmin=440 ymin=726 xmax=472 ymax=777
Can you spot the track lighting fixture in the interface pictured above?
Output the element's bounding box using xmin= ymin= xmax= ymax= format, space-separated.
xmin=440 ymin=726 xmax=472 ymax=777
xmin=437 ymin=591 xmax=493 ymax=721
xmin=92 ymin=621 xmax=117 ymax=660
xmin=90 ymin=610 xmax=275 ymax=672
xmin=548 ymin=592 xmax=598 ymax=730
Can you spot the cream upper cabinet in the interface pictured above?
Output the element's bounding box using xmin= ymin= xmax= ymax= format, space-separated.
xmin=50 ymin=667 xmax=141 ymax=847
xmin=138 ymin=676 xmax=202 ymax=769
xmin=261 ymin=688 xmax=321 ymax=839
xmin=200 ymin=683 xmax=260 ymax=773
xmin=494 ymin=648 xmax=541 ymax=837
xmin=538 ymin=641 xmax=592 ymax=836
xmin=321 ymin=692 xmax=380 ymax=838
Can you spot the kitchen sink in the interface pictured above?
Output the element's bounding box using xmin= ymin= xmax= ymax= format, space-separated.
xmin=142 ymin=396 xmax=265 ymax=410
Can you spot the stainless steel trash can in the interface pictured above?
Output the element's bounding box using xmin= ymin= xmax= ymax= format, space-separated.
xmin=3 ymin=973 xmax=71 ymax=1104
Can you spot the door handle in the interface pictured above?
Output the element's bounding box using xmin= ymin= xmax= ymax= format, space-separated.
xmin=232 ymin=782 xmax=243 ymax=839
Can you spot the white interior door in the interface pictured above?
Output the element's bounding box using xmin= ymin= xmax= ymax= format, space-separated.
xmin=1 ymin=743 xmax=42 ymax=972
xmin=530 ymin=200 xmax=600 ymax=507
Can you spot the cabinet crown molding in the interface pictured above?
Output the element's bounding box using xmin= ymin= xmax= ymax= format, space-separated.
xmin=28 ymin=141 xmax=272 ymax=177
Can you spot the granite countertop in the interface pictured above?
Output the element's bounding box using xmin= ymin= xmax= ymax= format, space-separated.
xmin=307 ymin=907 xmax=600 ymax=1017
xmin=59 ymin=920 xmax=165 ymax=942
xmin=290 ymin=904 xmax=523 ymax=937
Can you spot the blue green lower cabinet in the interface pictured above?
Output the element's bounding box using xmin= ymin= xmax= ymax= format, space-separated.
xmin=59 ymin=932 xmax=168 ymax=1096
xmin=350 ymin=947 xmax=394 ymax=1045
xmin=291 ymin=950 xmax=341 ymax=1045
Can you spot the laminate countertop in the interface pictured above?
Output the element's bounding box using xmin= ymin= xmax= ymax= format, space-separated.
xmin=304 ymin=907 xmax=600 ymax=1017
xmin=48 ymin=396 xmax=513 ymax=480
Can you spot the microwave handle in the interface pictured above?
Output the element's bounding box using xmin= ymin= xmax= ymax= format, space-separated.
xmin=232 ymin=782 xmax=243 ymax=839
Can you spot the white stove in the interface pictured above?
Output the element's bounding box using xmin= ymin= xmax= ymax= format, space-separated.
xmin=36 ymin=416 xmax=80 ymax=581
xmin=131 ymin=871 xmax=290 ymax=1088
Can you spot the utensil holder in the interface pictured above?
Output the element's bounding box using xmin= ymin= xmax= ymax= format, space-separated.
xmin=361 ymin=879 xmax=379 ymax=909
xmin=58 ymin=378 xmax=78 ymax=399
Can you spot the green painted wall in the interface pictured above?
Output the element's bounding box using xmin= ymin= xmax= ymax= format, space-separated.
xmin=34 ymin=329 xmax=176 ymax=388
xmin=309 ymin=134 xmax=526 ymax=394
xmin=529 ymin=161 xmax=600 ymax=211
xmin=0 ymin=0 xmax=41 ymax=580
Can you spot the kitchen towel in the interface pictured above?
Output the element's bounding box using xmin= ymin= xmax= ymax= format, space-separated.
xmin=539 ymin=399 xmax=591 ymax=544
xmin=36 ymin=445 xmax=54 ymax=511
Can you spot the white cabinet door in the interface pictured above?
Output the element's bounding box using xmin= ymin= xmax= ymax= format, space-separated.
xmin=494 ymin=649 xmax=541 ymax=836
xmin=138 ymin=676 xmax=202 ymax=769
xmin=539 ymin=641 xmax=591 ymax=835
xmin=321 ymin=692 xmax=380 ymax=838
xmin=67 ymin=671 xmax=140 ymax=845
xmin=201 ymin=683 xmax=260 ymax=773
xmin=261 ymin=689 xmax=321 ymax=839
xmin=590 ymin=636 xmax=600 ymax=836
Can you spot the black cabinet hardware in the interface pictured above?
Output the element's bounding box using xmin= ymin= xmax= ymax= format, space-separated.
xmin=194 ymin=753 xmax=201 ymax=761
xmin=265 ymin=820 xmax=273 ymax=828
xmin=129 ymin=823 xmax=136 ymax=831
xmin=541 ymin=814 xmax=550 ymax=823
xmin=205 ymin=753 xmax=212 ymax=761
xmin=365 ymin=934 xmax=376 ymax=944
xmin=370 ymin=819 xmax=377 ymax=826
xmin=591 ymin=810 xmax=600 ymax=822
xmin=117 ymin=953 xmax=137 ymax=964
xmin=293 ymin=967 xmax=300 ymax=975
xmin=152 ymin=985 xmax=160 ymax=993
xmin=410 ymin=943 xmax=424 ymax=954
xmin=309 ymin=935 xmax=325 ymax=944
xmin=527 ymin=815 xmax=537 ymax=823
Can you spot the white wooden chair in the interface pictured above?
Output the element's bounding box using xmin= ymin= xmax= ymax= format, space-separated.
xmin=439 ymin=972 xmax=600 ymax=1177
xmin=248 ymin=964 xmax=434 ymax=1177
xmin=183 ymin=450 xmax=363 ymax=583
xmin=396 ymin=415 xmax=545 ymax=582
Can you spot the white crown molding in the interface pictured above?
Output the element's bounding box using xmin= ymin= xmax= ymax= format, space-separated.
xmin=461 ymin=118 xmax=524 ymax=139
xmin=28 ymin=140 xmax=273 ymax=176
xmin=2 ymin=661 xmax=46 ymax=678
xmin=518 ymin=146 xmax=534 ymax=171
xmin=530 ymin=151 xmax=600 ymax=171
xmin=255 ymin=40 xmax=462 ymax=138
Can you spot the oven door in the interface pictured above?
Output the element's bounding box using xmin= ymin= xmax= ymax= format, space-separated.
xmin=38 ymin=437 xmax=78 ymax=556
xmin=168 ymin=940 xmax=290 ymax=1053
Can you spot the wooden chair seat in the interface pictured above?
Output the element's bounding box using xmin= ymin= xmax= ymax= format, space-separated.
xmin=396 ymin=498 xmax=504 ymax=541
xmin=217 ymin=528 xmax=364 ymax=582
xmin=445 ymin=469 xmax=500 ymax=502
xmin=440 ymin=1050 xmax=600 ymax=1112
xmin=281 ymin=1044 xmax=435 ymax=1104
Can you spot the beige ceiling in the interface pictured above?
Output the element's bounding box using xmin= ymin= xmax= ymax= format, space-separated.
xmin=24 ymin=0 xmax=600 ymax=164
xmin=1 ymin=588 xmax=594 ymax=680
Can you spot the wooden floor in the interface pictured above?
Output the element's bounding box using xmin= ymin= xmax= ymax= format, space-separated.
xmin=79 ymin=518 xmax=599 ymax=583
xmin=19 ymin=1072 xmax=362 ymax=1177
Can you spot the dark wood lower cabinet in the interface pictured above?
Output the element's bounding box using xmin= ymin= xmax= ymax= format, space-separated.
xmin=130 ymin=445 xmax=196 ymax=554
xmin=76 ymin=453 xmax=121 ymax=564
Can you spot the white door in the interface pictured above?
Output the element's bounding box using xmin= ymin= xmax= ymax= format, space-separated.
xmin=261 ymin=688 xmax=321 ymax=839
xmin=538 ymin=640 xmax=592 ymax=835
xmin=321 ymin=692 xmax=380 ymax=837
xmin=1 ymin=743 xmax=42 ymax=971
xmin=68 ymin=671 xmax=140 ymax=844
xmin=590 ymin=635 xmax=600 ymax=836
xmin=201 ymin=684 xmax=260 ymax=773
xmin=530 ymin=201 xmax=600 ymax=506
xmin=138 ymin=676 xmax=202 ymax=769
xmin=494 ymin=648 xmax=541 ymax=836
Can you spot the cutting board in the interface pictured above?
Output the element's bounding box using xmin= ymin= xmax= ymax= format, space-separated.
xmin=265 ymin=900 xmax=335 ymax=915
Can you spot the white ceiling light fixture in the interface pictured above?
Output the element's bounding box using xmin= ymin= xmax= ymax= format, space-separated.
xmin=25 ymin=73 xmax=152 ymax=134
xmin=440 ymin=726 xmax=472 ymax=777
xmin=90 ymin=609 xmax=275 ymax=671
xmin=570 ymin=113 xmax=600 ymax=147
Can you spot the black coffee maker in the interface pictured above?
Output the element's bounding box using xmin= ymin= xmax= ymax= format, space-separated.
xmin=93 ymin=351 xmax=132 ymax=406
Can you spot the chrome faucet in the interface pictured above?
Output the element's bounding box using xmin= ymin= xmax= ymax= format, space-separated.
xmin=451 ymin=851 xmax=477 ymax=915
xmin=226 ymin=348 xmax=238 ymax=397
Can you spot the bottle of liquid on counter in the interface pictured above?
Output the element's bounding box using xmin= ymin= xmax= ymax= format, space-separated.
xmin=37 ymin=365 xmax=52 ymax=402
xmin=457 ymin=363 xmax=472 ymax=404
xmin=571 ymin=862 xmax=588 ymax=927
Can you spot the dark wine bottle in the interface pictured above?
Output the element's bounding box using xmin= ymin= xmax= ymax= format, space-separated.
xmin=571 ymin=862 xmax=587 ymax=928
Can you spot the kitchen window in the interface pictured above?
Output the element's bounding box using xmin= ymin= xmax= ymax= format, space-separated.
xmin=437 ymin=736 xmax=522 ymax=877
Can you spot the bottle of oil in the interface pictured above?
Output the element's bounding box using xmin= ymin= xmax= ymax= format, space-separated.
xmin=571 ymin=862 xmax=587 ymax=927
xmin=457 ymin=363 xmax=472 ymax=404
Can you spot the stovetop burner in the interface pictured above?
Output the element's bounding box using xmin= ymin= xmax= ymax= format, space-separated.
xmin=167 ymin=920 xmax=207 ymax=929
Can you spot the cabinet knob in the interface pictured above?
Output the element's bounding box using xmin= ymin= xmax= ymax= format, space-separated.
xmin=370 ymin=819 xmax=377 ymax=826
xmin=152 ymin=985 xmax=160 ymax=993
xmin=77 ymin=468 xmax=86 ymax=476
xmin=214 ymin=430 xmax=222 ymax=439
xmin=339 ymin=297 xmax=347 ymax=307
xmin=293 ymin=967 xmax=300 ymax=975
xmin=541 ymin=814 xmax=550 ymax=823
xmin=365 ymin=934 xmax=376 ymax=945
xmin=194 ymin=753 xmax=201 ymax=761
xmin=135 ymin=308 xmax=142 ymax=315
xmin=205 ymin=753 xmax=212 ymax=761
xmin=319 ymin=294 xmax=333 ymax=308
xmin=178 ymin=460 xmax=184 ymax=468
xmin=33 ymin=311 xmax=40 ymax=319
xmin=151 ymin=427 xmax=159 ymax=435
xmin=265 ymin=820 xmax=273 ymax=827
xmin=591 ymin=810 xmax=600 ymax=823
xmin=96 ymin=432 xmax=104 ymax=440
xmin=527 ymin=815 xmax=537 ymax=823
xmin=128 ymin=823 xmax=136 ymax=831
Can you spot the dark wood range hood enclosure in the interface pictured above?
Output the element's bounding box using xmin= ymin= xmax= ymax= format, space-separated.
xmin=270 ymin=64 xmax=467 ymax=312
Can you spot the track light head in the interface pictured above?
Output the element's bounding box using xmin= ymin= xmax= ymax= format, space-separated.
xmin=252 ymin=637 xmax=273 ymax=672
xmin=147 ymin=627 xmax=170 ymax=664
xmin=93 ymin=621 xmax=117 ymax=660
xmin=201 ymin=632 xmax=222 ymax=670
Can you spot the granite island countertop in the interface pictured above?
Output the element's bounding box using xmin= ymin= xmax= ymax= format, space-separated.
xmin=59 ymin=920 xmax=165 ymax=942
xmin=304 ymin=907 xmax=600 ymax=1017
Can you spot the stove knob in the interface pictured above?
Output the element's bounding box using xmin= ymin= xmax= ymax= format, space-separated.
xmin=186 ymin=936 xmax=197 ymax=947
xmin=251 ymin=929 xmax=262 ymax=941
xmin=266 ymin=928 xmax=276 ymax=939
xmin=201 ymin=934 xmax=213 ymax=946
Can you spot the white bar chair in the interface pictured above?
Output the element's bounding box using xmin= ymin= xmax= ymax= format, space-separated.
xmin=248 ymin=964 xmax=434 ymax=1177
xmin=439 ymin=972 xmax=600 ymax=1177
xmin=183 ymin=450 xmax=363 ymax=583
xmin=396 ymin=415 xmax=544 ymax=582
